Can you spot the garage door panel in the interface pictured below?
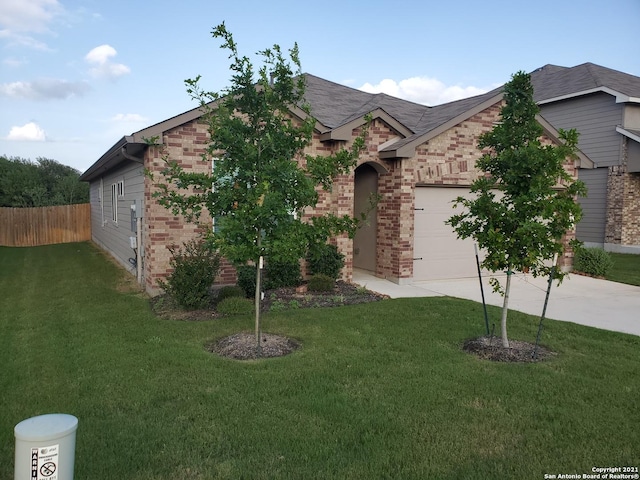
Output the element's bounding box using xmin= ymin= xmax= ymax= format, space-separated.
xmin=413 ymin=187 xmax=484 ymax=281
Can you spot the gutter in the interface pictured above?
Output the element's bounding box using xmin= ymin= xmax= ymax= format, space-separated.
xmin=121 ymin=142 xmax=144 ymax=164
xmin=79 ymin=136 xmax=146 ymax=182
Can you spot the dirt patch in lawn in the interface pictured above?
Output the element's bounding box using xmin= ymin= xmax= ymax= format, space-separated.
xmin=463 ymin=336 xmax=556 ymax=363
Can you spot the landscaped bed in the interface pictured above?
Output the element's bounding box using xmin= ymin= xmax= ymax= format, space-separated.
xmin=1 ymin=242 xmax=638 ymax=479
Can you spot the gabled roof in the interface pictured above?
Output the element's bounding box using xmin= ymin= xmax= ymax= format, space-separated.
xmin=303 ymin=74 xmax=506 ymax=158
xmin=379 ymin=90 xmax=504 ymax=158
xmin=531 ymin=62 xmax=640 ymax=104
xmin=303 ymin=74 xmax=429 ymax=131
xmin=83 ymin=68 xmax=603 ymax=181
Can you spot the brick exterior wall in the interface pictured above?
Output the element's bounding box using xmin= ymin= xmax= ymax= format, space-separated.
xmin=141 ymin=101 xmax=582 ymax=294
xmin=142 ymin=119 xmax=236 ymax=296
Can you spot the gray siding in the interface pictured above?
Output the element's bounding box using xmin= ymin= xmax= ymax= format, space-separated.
xmin=89 ymin=161 xmax=144 ymax=273
xmin=576 ymin=167 xmax=608 ymax=245
xmin=540 ymin=92 xmax=623 ymax=167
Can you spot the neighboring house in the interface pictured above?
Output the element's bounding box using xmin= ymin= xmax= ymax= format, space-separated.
xmin=81 ymin=72 xmax=593 ymax=296
xmin=530 ymin=63 xmax=640 ymax=253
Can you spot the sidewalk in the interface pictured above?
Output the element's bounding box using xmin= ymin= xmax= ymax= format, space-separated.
xmin=353 ymin=270 xmax=640 ymax=337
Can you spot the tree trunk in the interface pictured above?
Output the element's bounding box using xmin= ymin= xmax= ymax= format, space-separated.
xmin=254 ymin=237 xmax=263 ymax=357
xmin=501 ymin=270 xmax=512 ymax=348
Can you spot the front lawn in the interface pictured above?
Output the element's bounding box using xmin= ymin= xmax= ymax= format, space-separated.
xmin=1 ymin=243 xmax=638 ymax=479
xmin=607 ymin=252 xmax=640 ymax=286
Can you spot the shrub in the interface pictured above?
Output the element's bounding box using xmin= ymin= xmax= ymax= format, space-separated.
xmin=217 ymin=296 xmax=255 ymax=316
xmin=573 ymin=247 xmax=614 ymax=277
xmin=307 ymin=243 xmax=344 ymax=280
xmin=236 ymin=265 xmax=257 ymax=299
xmin=264 ymin=258 xmax=302 ymax=290
xmin=158 ymin=238 xmax=220 ymax=309
xmin=307 ymin=274 xmax=335 ymax=292
xmin=217 ymin=285 xmax=245 ymax=302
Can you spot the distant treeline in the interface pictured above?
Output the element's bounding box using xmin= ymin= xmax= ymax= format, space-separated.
xmin=0 ymin=156 xmax=89 ymax=207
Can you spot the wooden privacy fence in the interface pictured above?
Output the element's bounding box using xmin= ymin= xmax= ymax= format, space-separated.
xmin=0 ymin=203 xmax=91 ymax=247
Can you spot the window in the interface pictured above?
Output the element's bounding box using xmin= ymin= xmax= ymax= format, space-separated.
xmin=110 ymin=179 xmax=124 ymax=224
xmin=111 ymin=183 xmax=118 ymax=223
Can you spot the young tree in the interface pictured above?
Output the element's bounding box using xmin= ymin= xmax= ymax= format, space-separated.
xmin=447 ymin=71 xmax=586 ymax=348
xmin=151 ymin=23 xmax=369 ymax=353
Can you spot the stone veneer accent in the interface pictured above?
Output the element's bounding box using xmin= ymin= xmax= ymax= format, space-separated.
xmin=605 ymin=139 xmax=640 ymax=247
xmin=141 ymin=101 xmax=582 ymax=294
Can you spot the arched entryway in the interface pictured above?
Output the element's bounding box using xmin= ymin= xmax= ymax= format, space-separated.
xmin=353 ymin=163 xmax=379 ymax=273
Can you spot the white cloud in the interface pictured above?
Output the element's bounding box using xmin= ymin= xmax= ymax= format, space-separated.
xmin=359 ymin=76 xmax=490 ymax=106
xmin=85 ymin=44 xmax=116 ymax=64
xmin=0 ymin=0 xmax=63 ymax=50
xmin=85 ymin=45 xmax=130 ymax=80
xmin=7 ymin=122 xmax=47 ymax=141
xmin=111 ymin=113 xmax=148 ymax=123
xmin=0 ymin=0 xmax=63 ymax=33
xmin=0 ymin=78 xmax=90 ymax=100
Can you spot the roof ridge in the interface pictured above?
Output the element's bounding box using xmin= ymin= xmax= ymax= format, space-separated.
xmin=303 ymin=72 xmax=373 ymax=97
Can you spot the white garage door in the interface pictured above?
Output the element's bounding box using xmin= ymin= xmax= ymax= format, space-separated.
xmin=413 ymin=187 xmax=481 ymax=281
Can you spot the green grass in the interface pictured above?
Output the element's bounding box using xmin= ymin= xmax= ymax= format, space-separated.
xmin=607 ymin=252 xmax=640 ymax=286
xmin=1 ymin=243 xmax=639 ymax=479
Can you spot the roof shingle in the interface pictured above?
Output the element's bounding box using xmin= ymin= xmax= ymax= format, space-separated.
xmin=530 ymin=62 xmax=640 ymax=101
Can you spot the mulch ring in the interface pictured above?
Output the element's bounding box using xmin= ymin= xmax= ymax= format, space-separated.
xmin=262 ymin=281 xmax=387 ymax=312
xmin=207 ymin=332 xmax=301 ymax=360
xmin=463 ymin=336 xmax=556 ymax=363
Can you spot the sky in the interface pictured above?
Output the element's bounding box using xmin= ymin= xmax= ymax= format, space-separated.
xmin=1 ymin=0 xmax=639 ymax=173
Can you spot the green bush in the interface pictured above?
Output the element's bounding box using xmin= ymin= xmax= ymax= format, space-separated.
xmin=217 ymin=296 xmax=255 ymax=316
xmin=264 ymin=258 xmax=302 ymax=289
xmin=307 ymin=243 xmax=344 ymax=280
xmin=573 ymin=247 xmax=614 ymax=277
xmin=158 ymin=238 xmax=220 ymax=309
xmin=236 ymin=265 xmax=257 ymax=299
xmin=307 ymin=274 xmax=335 ymax=292
xmin=217 ymin=285 xmax=245 ymax=302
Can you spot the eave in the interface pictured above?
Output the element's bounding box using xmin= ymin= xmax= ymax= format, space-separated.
xmin=616 ymin=126 xmax=640 ymax=143
xmin=536 ymin=114 xmax=595 ymax=169
xmin=79 ymin=136 xmax=146 ymax=182
xmin=538 ymin=86 xmax=640 ymax=105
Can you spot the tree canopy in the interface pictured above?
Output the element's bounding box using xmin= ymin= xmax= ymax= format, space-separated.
xmin=150 ymin=24 xmax=371 ymax=352
xmin=447 ymin=71 xmax=586 ymax=347
xmin=151 ymin=23 xmax=369 ymax=267
xmin=0 ymin=156 xmax=89 ymax=207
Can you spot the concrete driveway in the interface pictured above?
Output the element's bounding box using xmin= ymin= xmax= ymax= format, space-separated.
xmin=353 ymin=270 xmax=640 ymax=337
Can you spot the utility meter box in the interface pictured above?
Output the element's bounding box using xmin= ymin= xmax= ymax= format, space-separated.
xmin=14 ymin=413 xmax=78 ymax=480
xmin=130 ymin=203 xmax=137 ymax=233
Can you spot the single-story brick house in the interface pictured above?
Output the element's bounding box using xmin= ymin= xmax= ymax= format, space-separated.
xmin=81 ymin=71 xmax=595 ymax=296
xmin=529 ymin=63 xmax=640 ymax=254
